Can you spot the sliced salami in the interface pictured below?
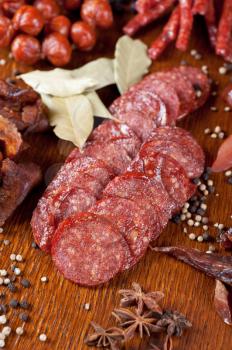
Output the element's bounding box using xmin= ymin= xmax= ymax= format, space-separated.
xmin=51 ymin=213 xmax=131 ymax=286
xmin=89 ymin=120 xmax=138 ymax=142
xmin=90 ymin=197 xmax=155 ymax=265
xmin=110 ymin=89 xmax=167 ymax=136
xmin=147 ymin=126 xmax=205 ymax=177
xmin=132 ymin=77 xmax=180 ymax=124
xmin=179 ymin=65 xmax=210 ymax=110
xmin=31 ymin=159 xmax=114 ymax=252
xmin=103 ymin=172 xmax=172 ymax=227
xmin=65 ymin=137 xmax=140 ymax=175
xmin=141 ymin=154 xmax=196 ymax=212
xmin=140 ymin=136 xmax=204 ymax=179
xmin=152 ymin=70 xmax=196 ymax=117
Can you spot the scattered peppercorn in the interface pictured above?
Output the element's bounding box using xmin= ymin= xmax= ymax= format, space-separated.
xmin=21 ymin=279 xmax=30 ymax=288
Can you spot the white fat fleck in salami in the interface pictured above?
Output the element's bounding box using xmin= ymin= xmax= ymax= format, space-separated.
xmin=51 ymin=213 xmax=131 ymax=286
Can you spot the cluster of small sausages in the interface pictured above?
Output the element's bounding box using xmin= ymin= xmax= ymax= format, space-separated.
xmin=0 ymin=0 xmax=113 ymax=66
xmin=124 ymin=0 xmax=232 ymax=63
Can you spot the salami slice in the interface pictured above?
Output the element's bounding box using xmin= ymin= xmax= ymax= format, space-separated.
xmin=90 ymin=197 xmax=155 ymax=264
xmin=132 ymin=77 xmax=180 ymax=124
xmin=146 ymin=126 xmax=205 ymax=177
xmin=31 ymin=158 xmax=114 ymax=252
xmin=153 ymin=69 xmax=196 ymax=117
xmin=65 ymin=137 xmax=140 ymax=175
xmin=89 ymin=120 xmax=138 ymax=142
xmin=141 ymin=154 xmax=196 ymax=212
xmin=110 ymin=89 xmax=167 ymax=126
xmin=103 ymin=172 xmax=172 ymax=225
xmin=140 ymin=134 xmax=204 ymax=179
xmin=51 ymin=213 xmax=131 ymax=286
xmin=179 ymin=66 xmax=210 ymax=110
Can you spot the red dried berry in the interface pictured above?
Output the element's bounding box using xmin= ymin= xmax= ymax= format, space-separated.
xmin=0 ymin=15 xmax=14 ymax=48
xmin=11 ymin=34 xmax=41 ymax=65
xmin=81 ymin=0 xmax=113 ymax=29
xmin=46 ymin=15 xmax=71 ymax=37
xmin=71 ymin=21 xmax=96 ymax=51
xmin=42 ymin=32 xmax=72 ymax=67
xmin=13 ymin=5 xmax=44 ymax=36
xmin=34 ymin=0 xmax=60 ymax=21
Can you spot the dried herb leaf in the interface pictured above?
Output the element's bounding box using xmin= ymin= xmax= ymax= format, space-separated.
xmin=214 ymin=280 xmax=232 ymax=326
xmin=85 ymin=91 xmax=115 ymax=119
xmin=20 ymin=58 xmax=115 ymax=97
xmin=42 ymin=94 xmax=93 ymax=148
xmin=114 ymin=35 xmax=151 ymax=94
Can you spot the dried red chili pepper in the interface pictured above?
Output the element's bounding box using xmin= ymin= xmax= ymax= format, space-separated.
xmin=214 ymin=280 xmax=232 ymax=325
xmin=153 ymin=246 xmax=232 ymax=286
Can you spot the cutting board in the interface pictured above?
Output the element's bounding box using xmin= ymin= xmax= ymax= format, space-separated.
xmin=0 ymin=13 xmax=231 ymax=350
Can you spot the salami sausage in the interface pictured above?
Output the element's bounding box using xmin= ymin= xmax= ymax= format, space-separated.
xmin=32 ymin=66 xmax=210 ymax=266
xmin=51 ymin=213 xmax=131 ymax=286
xmin=176 ymin=0 xmax=193 ymax=51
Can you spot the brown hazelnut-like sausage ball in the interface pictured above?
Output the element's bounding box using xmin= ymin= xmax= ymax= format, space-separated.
xmin=0 ymin=15 xmax=14 ymax=48
xmin=46 ymin=15 xmax=71 ymax=37
xmin=13 ymin=5 xmax=44 ymax=36
xmin=71 ymin=21 xmax=96 ymax=51
xmin=11 ymin=34 xmax=41 ymax=65
xmin=34 ymin=0 xmax=60 ymax=21
xmin=42 ymin=32 xmax=72 ymax=66
xmin=81 ymin=0 xmax=113 ymax=29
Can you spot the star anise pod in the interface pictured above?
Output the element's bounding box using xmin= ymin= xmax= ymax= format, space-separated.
xmin=156 ymin=310 xmax=192 ymax=337
xmin=119 ymin=282 xmax=164 ymax=314
xmin=112 ymin=308 xmax=164 ymax=340
xmin=85 ymin=322 xmax=124 ymax=350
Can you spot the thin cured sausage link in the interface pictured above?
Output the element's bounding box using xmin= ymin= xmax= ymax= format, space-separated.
xmin=192 ymin=0 xmax=209 ymax=15
xmin=176 ymin=0 xmax=193 ymax=51
xmin=123 ymin=0 xmax=175 ymax=36
xmin=135 ymin=0 xmax=162 ymax=14
xmin=148 ymin=6 xmax=180 ymax=60
xmin=216 ymin=0 xmax=232 ymax=58
xmin=205 ymin=0 xmax=217 ymax=48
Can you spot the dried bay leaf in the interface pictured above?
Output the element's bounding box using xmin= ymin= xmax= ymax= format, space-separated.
xmin=20 ymin=58 xmax=115 ymax=97
xmin=85 ymin=91 xmax=115 ymax=119
xmin=214 ymin=280 xmax=232 ymax=326
xmin=114 ymin=35 xmax=151 ymax=95
xmin=42 ymin=94 xmax=94 ymax=148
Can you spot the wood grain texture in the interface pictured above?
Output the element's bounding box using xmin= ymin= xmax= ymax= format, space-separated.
xmin=0 ymin=13 xmax=231 ymax=350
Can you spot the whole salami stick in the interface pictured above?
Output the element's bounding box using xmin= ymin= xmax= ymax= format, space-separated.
xmin=123 ymin=0 xmax=175 ymax=36
xmin=176 ymin=0 xmax=193 ymax=51
xmin=152 ymin=246 xmax=232 ymax=286
xmin=205 ymin=0 xmax=217 ymax=48
xmin=216 ymin=0 xmax=232 ymax=58
xmin=148 ymin=6 xmax=180 ymax=60
xmin=135 ymin=0 xmax=162 ymax=14
xmin=192 ymin=0 xmax=209 ymax=15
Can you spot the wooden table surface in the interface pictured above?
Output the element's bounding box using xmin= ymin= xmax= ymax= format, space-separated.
xmin=0 ymin=13 xmax=232 ymax=350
